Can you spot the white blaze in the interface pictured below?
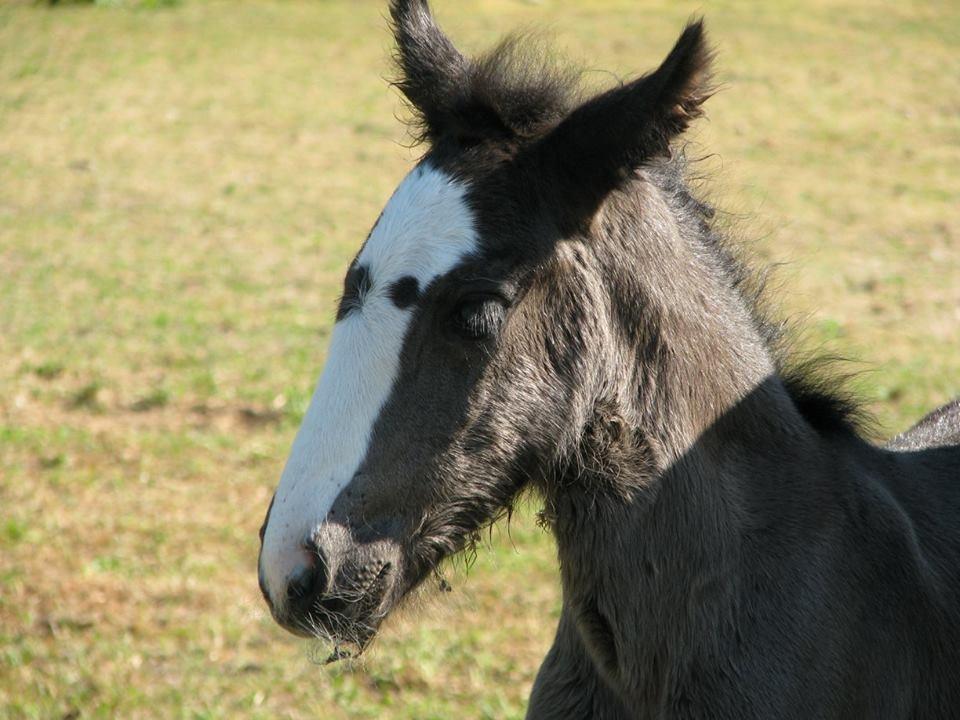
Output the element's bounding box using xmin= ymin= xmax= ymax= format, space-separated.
xmin=260 ymin=163 xmax=478 ymax=609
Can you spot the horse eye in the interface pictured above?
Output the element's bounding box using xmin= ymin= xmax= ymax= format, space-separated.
xmin=452 ymin=297 xmax=506 ymax=340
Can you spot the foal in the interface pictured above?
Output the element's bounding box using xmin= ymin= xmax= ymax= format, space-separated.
xmin=258 ymin=2 xmax=960 ymax=717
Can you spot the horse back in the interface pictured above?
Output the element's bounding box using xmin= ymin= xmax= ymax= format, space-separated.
xmin=886 ymin=398 xmax=960 ymax=452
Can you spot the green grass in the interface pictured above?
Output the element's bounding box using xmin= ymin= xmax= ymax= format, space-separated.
xmin=1 ymin=0 xmax=957 ymax=717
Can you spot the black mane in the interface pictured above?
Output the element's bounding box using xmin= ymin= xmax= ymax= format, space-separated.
xmin=651 ymin=153 xmax=872 ymax=436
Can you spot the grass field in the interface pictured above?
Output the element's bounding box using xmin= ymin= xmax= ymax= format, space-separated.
xmin=1 ymin=0 xmax=957 ymax=717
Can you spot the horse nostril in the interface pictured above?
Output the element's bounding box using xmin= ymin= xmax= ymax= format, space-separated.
xmin=286 ymin=556 xmax=327 ymax=614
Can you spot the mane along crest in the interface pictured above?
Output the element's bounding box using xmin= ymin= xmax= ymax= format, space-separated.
xmin=652 ymin=153 xmax=871 ymax=436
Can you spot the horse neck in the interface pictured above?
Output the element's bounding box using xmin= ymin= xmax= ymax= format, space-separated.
xmin=587 ymin=177 xmax=801 ymax=454
xmin=547 ymin=386 xmax=841 ymax=703
xmin=544 ymin=182 xmax=851 ymax=693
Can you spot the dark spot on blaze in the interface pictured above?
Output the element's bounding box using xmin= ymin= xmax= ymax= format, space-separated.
xmin=336 ymin=264 xmax=373 ymax=321
xmin=388 ymin=276 xmax=420 ymax=309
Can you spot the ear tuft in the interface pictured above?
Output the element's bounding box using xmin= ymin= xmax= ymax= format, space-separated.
xmin=537 ymin=19 xmax=715 ymax=226
xmin=389 ymin=0 xmax=468 ymax=143
xmin=644 ymin=19 xmax=714 ymax=140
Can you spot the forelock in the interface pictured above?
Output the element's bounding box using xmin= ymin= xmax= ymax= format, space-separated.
xmin=396 ymin=32 xmax=584 ymax=146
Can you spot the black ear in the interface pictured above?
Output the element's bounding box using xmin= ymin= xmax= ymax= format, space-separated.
xmin=539 ymin=20 xmax=714 ymax=221
xmin=390 ymin=0 xmax=469 ymax=142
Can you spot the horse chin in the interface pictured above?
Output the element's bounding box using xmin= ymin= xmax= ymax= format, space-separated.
xmin=288 ymin=597 xmax=389 ymax=652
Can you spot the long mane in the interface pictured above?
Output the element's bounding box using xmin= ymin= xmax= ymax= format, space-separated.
xmin=651 ymin=154 xmax=872 ymax=435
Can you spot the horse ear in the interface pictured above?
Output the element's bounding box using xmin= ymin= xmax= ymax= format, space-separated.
xmin=539 ymin=20 xmax=713 ymax=221
xmin=390 ymin=0 xmax=469 ymax=142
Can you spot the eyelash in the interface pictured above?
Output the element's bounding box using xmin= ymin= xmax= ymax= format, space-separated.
xmin=452 ymin=297 xmax=507 ymax=340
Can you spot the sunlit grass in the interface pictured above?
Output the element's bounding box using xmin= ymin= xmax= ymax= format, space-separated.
xmin=1 ymin=0 xmax=957 ymax=717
